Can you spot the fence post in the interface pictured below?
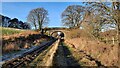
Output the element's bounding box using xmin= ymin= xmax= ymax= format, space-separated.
xmin=112 ymin=37 xmax=115 ymax=45
xmin=106 ymin=38 xmax=107 ymax=43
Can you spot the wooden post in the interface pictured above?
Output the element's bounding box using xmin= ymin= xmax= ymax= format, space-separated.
xmin=106 ymin=38 xmax=107 ymax=43
xmin=112 ymin=37 xmax=115 ymax=45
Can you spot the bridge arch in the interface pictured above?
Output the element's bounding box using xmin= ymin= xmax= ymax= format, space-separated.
xmin=50 ymin=31 xmax=65 ymax=38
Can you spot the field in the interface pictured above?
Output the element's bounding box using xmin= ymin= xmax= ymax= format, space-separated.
xmin=1 ymin=27 xmax=26 ymax=36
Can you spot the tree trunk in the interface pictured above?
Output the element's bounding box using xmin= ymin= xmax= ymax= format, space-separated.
xmin=34 ymin=23 xmax=37 ymax=29
xmin=116 ymin=22 xmax=120 ymax=45
xmin=38 ymin=21 xmax=41 ymax=30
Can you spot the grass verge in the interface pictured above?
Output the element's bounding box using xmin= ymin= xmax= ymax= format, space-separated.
xmin=1 ymin=27 xmax=25 ymax=36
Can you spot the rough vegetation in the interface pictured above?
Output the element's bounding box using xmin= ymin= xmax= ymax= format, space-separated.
xmin=64 ymin=29 xmax=118 ymax=67
xmin=1 ymin=2 xmax=119 ymax=67
xmin=2 ymin=27 xmax=50 ymax=54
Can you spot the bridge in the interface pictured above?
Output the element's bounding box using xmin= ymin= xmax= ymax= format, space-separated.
xmin=43 ymin=28 xmax=68 ymax=38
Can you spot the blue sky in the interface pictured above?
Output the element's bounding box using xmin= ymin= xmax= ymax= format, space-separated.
xmin=1 ymin=2 xmax=84 ymax=27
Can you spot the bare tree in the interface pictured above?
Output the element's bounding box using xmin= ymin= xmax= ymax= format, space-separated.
xmin=27 ymin=13 xmax=37 ymax=29
xmin=82 ymin=2 xmax=117 ymax=39
xmin=112 ymin=2 xmax=120 ymax=44
xmin=27 ymin=8 xmax=49 ymax=30
xmin=61 ymin=5 xmax=85 ymax=28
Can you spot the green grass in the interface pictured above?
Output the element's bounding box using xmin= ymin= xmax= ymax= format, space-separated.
xmin=0 ymin=27 xmax=25 ymax=36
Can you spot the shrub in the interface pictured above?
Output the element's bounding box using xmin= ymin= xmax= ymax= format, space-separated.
xmin=66 ymin=29 xmax=91 ymax=39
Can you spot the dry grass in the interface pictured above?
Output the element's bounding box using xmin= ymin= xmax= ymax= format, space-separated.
xmin=2 ymin=37 xmax=49 ymax=54
xmin=62 ymin=42 xmax=98 ymax=66
xmin=65 ymin=38 xmax=118 ymax=66
xmin=64 ymin=29 xmax=93 ymax=40
xmin=100 ymin=30 xmax=117 ymax=40
xmin=1 ymin=27 xmax=26 ymax=36
xmin=3 ymin=43 xmax=20 ymax=53
xmin=2 ymin=30 xmax=39 ymax=40
xmin=2 ymin=29 xmax=49 ymax=54
xmin=64 ymin=29 xmax=118 ymax=66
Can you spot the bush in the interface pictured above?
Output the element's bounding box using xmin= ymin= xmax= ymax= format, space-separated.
xmin=66 ymin=29 xmax=92 ymax=39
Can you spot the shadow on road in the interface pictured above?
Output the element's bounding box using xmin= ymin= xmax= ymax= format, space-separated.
xmin=52 ymin=42 xmax=81 ymax=68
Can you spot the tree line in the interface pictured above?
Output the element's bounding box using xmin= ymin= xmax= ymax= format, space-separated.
xmin=27 ymin=2 xmax=119 ymax=40
xmin=62 ymin=2 xmax=119 ymax=38
xmin=1 ymin=2 xmax=119 ymax=40
xmin=0 ymin=15 xmax=30 ymax=29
